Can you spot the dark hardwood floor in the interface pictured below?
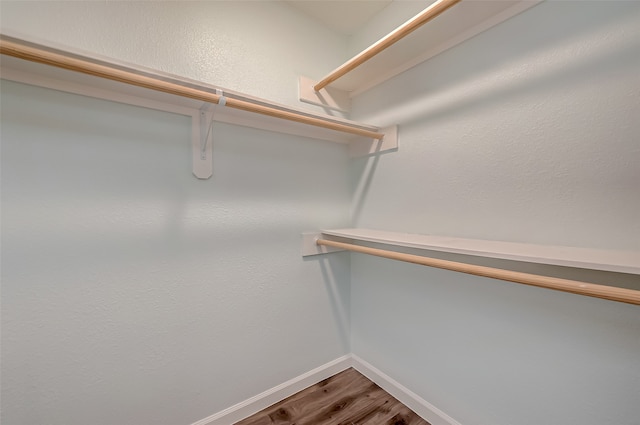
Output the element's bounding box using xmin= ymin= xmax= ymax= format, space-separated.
xmin=234 ymin=367 xmax=430 ymax=425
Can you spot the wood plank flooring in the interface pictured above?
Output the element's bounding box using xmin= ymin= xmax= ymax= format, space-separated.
xmin=234 ymin=368 xmax=430 ymax=425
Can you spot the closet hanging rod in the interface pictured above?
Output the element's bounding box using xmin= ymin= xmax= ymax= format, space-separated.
xmin=316 ymin=239 xmax=640 ymax=306
xmin=313 ymin=0 xmax=461 ymax=92
xmin=0 ymin=37 xmax=384 ymax=140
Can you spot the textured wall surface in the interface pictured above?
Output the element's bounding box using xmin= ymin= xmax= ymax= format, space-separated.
xmin=3 ymin=1 xmax=640 ymax=425
xmin=0 ymin=2 xmax=352 ymax=424
xmin=0 ymin=80 xmax=351 ymax=425
xmin=0 ymin=0 xmax=348 ymax=111
xmin=349 ymin=2 xmax=640 ymax=425
xmin=347 ymin=0 xmax=430 ymax=57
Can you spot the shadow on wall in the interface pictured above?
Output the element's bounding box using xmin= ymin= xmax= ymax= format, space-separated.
xmin=348 ymin=3 xmax=640 ymax=228
xmin=303 ymin=253 xmax=351 ymax=351
xmin=350 ymin=147 xmax=382 ymax=225
xmin=353 ymin=2 xmax=640 ymax=128
xmin=344 ymin=1 xmax=640 ymax=272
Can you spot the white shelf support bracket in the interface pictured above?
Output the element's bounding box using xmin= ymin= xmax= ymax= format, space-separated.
xmin=193 ymin=102 xmax=215 ymax=179
xmin=301 ymin=232 xmax=345 ymax=257
xmin=349 ymin=124 xmax=398 ymax=158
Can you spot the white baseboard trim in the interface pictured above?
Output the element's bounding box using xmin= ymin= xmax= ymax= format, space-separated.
xmin=190 ymin=355 xmax=352 ymax=425
xmin=351 ymin=355 xmax=463 ymax=425
xmin=191 ymin=354 xmax=461 ymax=425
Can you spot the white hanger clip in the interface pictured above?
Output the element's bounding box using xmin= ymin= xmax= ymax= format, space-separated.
xmin=216 ymin=89 xmax=226 ymax=107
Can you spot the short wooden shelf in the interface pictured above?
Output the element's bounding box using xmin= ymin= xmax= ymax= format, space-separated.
xmin=322 ymin=0 xmax=542 ymax=96
xmin=321 ymin=228 xmax=640 ymax=275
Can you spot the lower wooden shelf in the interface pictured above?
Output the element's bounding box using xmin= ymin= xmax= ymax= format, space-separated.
xmin=316 ymin=228 xmax=640 ymax=275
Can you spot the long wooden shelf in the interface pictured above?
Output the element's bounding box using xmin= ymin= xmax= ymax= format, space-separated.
xmin=0 ymin=33 xmax=394 ymax=150
xmin=320 ymin=228 xmax=640 ymax=275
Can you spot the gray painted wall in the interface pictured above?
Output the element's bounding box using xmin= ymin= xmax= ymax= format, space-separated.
xmin=349 ymin=2 xmax=640 ymax=424
xmin=0 ymin=2 xmax=351 ymax=424
xmin=2 ymin=1 xmax=639 ymax=425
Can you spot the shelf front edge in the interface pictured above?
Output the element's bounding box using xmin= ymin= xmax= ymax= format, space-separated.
xmin=321 ymin=228 xmax=640 ymax=275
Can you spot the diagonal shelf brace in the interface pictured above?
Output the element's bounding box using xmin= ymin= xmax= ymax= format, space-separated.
xmin=192 ymin=103 xmax=214 ymax=179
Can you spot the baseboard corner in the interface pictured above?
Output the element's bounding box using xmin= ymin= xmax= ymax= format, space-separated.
xmin=191 ymin=353 xmax=461 ymax=425
xmin=351 ymin=354 xmax=462 ymax=425
xmin=190 ymin=354 xmax=352 ymax=425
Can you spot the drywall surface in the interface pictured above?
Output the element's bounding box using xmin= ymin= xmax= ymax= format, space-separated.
xmin=349 ymin=2 xmax=640 ymax=425
xmin=1 ymin=3 xmax=353 ymax=425
xmin=347 ymin=0 xmax=431 ymax=56
xmin=0 ymin=41 xmax=352 ymax=425
xmin=0 ymin=0 xmax=348 ymax=112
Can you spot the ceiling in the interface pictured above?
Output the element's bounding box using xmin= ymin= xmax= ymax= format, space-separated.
xmin=286 ymin=1 xmax=393 ymax=36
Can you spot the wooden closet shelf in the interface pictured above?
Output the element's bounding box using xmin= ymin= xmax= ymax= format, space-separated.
xmin=315 ymin=0 xmax=542 ymax=96
xmin=0 ymin=33 xmax=396 ymax=151
xmin=320 ymin=228 xmax=640 ymax=275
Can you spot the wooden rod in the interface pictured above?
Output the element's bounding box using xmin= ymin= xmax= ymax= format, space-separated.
xmin=0 ymin=38 xmax=384 ymax=140
xmin=317 ymin=239 xmax=640 ymax=306
xmin=313 ymin=0 xmax=462 ymax=91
